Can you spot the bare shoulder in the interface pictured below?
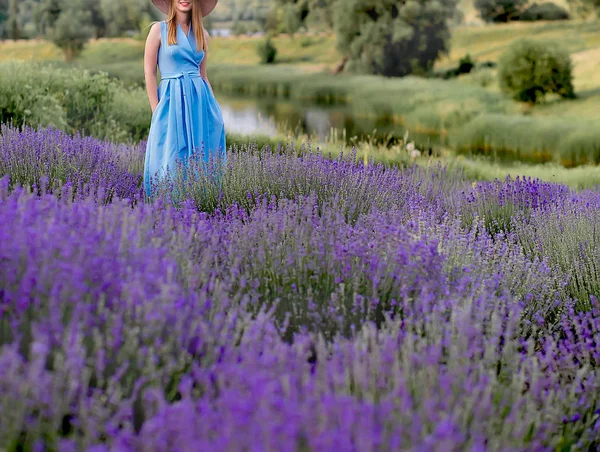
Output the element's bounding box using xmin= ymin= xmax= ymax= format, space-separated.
xmin=147 ymin=21 xmax=162 ymax=42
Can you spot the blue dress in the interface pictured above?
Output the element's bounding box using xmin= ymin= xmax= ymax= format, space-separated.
xmin=144 ymin=20 xmax=226 ymax=198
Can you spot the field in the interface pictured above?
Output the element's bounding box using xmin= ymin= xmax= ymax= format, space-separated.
xmin=1 ymin=124 xmax=600 ymax=449
xmin=1 ymin=8 xmax=600 ymax=448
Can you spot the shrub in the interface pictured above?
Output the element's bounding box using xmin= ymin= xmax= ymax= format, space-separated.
xmin=475 ymin=0 xmax=528 ymax=22
xmin=0 ymin=62 xmax=151 ymax=142
xmin=457 ymin=54 xmax=476 ymax=74
xmin=257 ymin=35 xmax=278 ymax=64
xmin=231 ymin=21 xmax=247 ymax=36
xmin=517 ymin=2 xmax=570 ymax=21
xmin=0 ymin=62 xmax=67 ymax=131
xmin=299 ymin=36 xmax=314 ymax=47
xmin=439 ymin=54 xmax=476 ymax=79
xmin=498 ymin=39 xmax=574 ymax=103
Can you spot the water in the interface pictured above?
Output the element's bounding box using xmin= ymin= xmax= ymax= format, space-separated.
xmin=217 ymin=93 xmax=444 ymax=150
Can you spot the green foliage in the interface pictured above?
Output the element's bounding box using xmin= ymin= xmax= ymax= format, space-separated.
xmin=565 ymin=0 xmax=600 ymax=18
xmin=298 ymin=36 xmax=314 ymax=47
xmin=49 ymin=0 xmax=94 ymax=61
xmin=6 ymin=0 xmax=157 ymax=41
xmin=0 ymin=62 xmax=66 ymax=130
xmin=474 ymin=0 xmax=528 ymax=22
xmin=518 ymin=2 xmax=570 ymax=21
xmin=283 ymin=2 xmax=302 ymax=37
xmin=231 ymin=20 xmax=248 ymax=35
xmin=0 ymin=0 xmax=6 ymax=38
xmin=99 ymin=0 xmax=157 ymax=37
xmin=270 ymin=0 xmax=335 ymax=32
xmin=333 ymin=0 xmax=458 ymax=77
xmin=451 ymin=113 xmax=600 ymax=166
xmin=257 ymin=36 xmax=278 ymax=64
xmin=557 ymin=128 xmax=600 ymax=167
xmin=458 ymin=54 xmax=476 ymax=74
xmin=305 ymin=0 xmax=335 ymax=29
xmin=227 ymin=0 xmax=273 ymax=32
xmin=498 ymin=39 xmax=574 ymax=104
xmin=6 ymin=0 xmax=18 ymax=39
xmin=0 ymin=61 xmax=151 ymax=142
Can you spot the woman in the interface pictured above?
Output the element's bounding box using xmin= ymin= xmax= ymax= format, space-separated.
xmin=143 ymin=0 xmax=226 ymax=198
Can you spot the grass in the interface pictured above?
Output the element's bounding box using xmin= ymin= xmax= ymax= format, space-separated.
xmin=440 ymin=20 xmax=600 ymax=67
xmin=450 ymin=114 xmax=600 ymax=166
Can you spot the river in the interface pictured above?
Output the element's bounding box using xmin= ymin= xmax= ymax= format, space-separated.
xmin=216 ymin=92 xmax=444 ymax=150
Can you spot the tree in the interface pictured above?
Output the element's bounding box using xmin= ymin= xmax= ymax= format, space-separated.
xmin=307 ymin=0 xmax=335 ymax=29
xmin=48 ymin=0 xmax=94 ymax=61
xmin=0 ymin=0 xmax=7 ymax=38
xmin=34 ymin=0 xmax=65 ymax=36
xmin=100 ymin=0 xmax=154 ymax=37
xmin=272 ymin=0 xmax=336 ymax=32
xmin=333 ymin=0 xmax=458 ymax=78
xmin=565 ymin=0 xmax=600 ymax=17
xmin=8 ymin=0 xmax=19 ymax=39
xmin=498 ymin=39 xmax=575 ymax=103
xmin=84 ymin=0 xmax=107 ymax=38
xmin=474 ymin=0 xmax=528 ymax=22
xmin=283 ymin=4 xmax=302 ymax=37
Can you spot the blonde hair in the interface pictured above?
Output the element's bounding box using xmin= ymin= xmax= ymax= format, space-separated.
xmin=166 ymin=0 xmax=207 ymax=52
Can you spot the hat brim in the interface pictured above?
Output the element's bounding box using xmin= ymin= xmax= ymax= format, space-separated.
xmin=152 ymin=0 xmax=217 ymax=17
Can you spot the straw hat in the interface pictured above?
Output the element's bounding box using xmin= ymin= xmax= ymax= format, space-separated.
xmin=152 ymin=0 xmax=217 ymax=16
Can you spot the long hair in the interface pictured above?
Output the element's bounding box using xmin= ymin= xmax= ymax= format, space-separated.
xmin=166 ymin=0 xmax=207 ymax=52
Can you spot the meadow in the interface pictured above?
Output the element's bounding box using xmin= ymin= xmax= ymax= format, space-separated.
xmin=3 ymin=18 xmax=600 ymax=167
xmin=1 ymin=123 xmax=600 ymax=449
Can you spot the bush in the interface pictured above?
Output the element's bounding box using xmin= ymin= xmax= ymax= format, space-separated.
xmin=257 ymin=36 xmax=278 ymax=64
xmin=475 ymin=0 xmax=528 ymax=22
xmin=231 ymin=21 xmax=247 ymax=36
xmin=0 ymin=62 xmax=151 ymax=142
xmin=0 ymin=62 xmax=67 ymax=131
xmin=517 ymin=2 xmax=570 ymax=21
xmin=299 ymin=36 xmax=314 ymax=47
xmin=498 ymin=39 xmax=574 ymax=103
xmin=458 ymin=54 xmax=476 ymax=74
xmin=438 ymin=54 xmax=476 ymax=79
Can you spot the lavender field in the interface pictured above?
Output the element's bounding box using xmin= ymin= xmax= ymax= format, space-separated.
xmin=0 ymin=124 xmax=599 ymax=450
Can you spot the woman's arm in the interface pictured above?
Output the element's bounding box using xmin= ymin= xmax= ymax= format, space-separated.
xmin=144 ymin=22 xmax=162 ymax=113
xmin=200 ymin=29 xmax=215 ymax=96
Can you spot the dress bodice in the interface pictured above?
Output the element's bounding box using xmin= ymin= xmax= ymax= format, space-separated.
xmin=158 ymin=20 xmax=205 ymax=75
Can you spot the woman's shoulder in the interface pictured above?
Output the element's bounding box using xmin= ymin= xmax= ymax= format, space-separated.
xmin=148 ymin=21 xmax=165 ymax=32
xmin=145 ymin=21 xmax=163 ymax=43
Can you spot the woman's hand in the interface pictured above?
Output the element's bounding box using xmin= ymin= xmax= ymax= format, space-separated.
xmin=144 ymin=22 xmax=161 ymax=114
